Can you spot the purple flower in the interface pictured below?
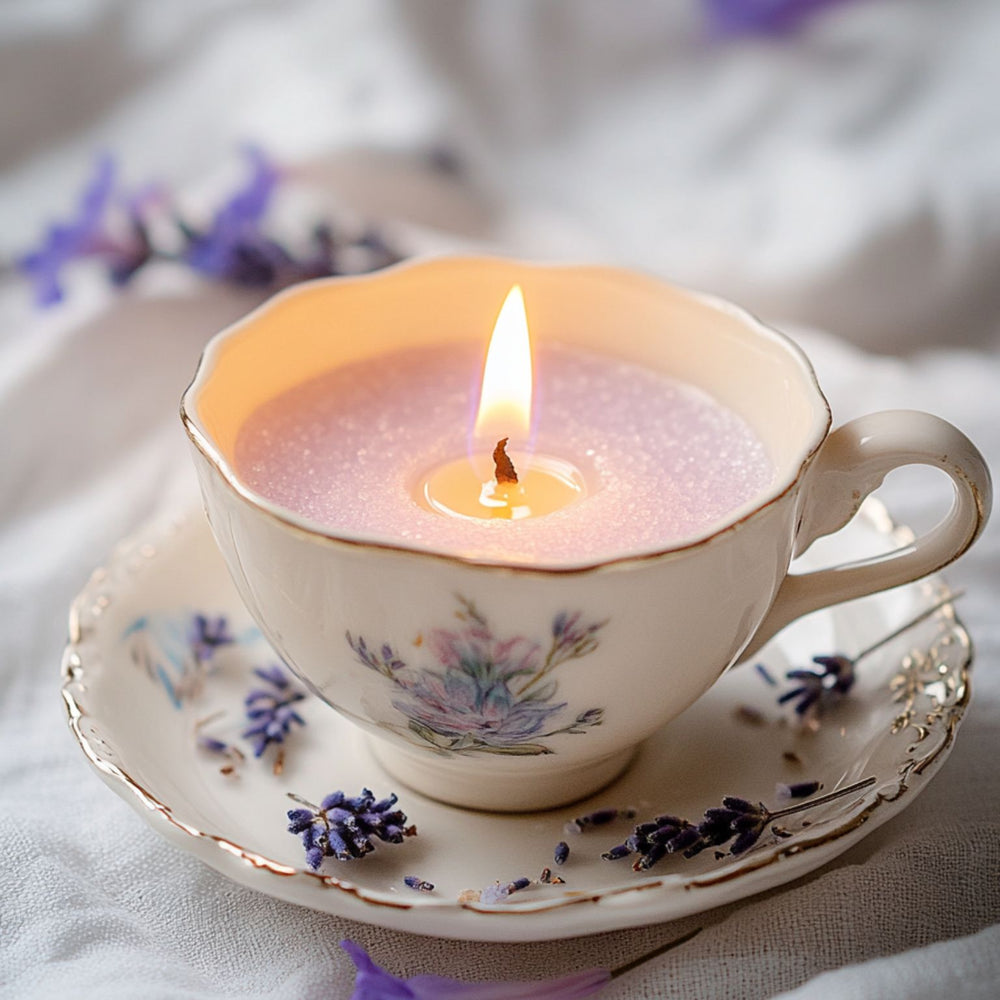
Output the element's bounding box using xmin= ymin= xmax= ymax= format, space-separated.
xmin=764 ymin=594 xmax=962 ymax=722
xmin=20 ymin=146 xmax=406 ymax=308
xmin=340 ymin=940 xmax=611 ymax=999
xmin=287 ymin=789 xmax=415 ymax=869
xmin=195 ymin=731 xmax=245 ymax=775
xmin=182 ymin=146 xmax=283 ymax=286
xmin=603 ymin=777 xmax=875 ymax=869
xmin=242 ymin=664 xmax=306 ymax=757
xmin=188 ymin=613 xmax=235 ymax=662
xmin=704 ymin=0 xmax=854 ymax=39
xmin=778 ymin=653 xmax=856 ymax=718
xmin=197 ymin=735 xmax=232 ymax=755
xmin=18 ymin=155 xmax=117 ymax=305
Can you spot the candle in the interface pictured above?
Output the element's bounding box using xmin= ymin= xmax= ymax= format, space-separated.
xmin=421 ymin=285 xmax=586 ymax=521
xmin=235 ymin=287 xmax=774 ymax=566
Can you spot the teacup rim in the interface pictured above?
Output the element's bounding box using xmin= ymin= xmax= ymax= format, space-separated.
xmin=180 ymin=254 xmax=833 ymax=575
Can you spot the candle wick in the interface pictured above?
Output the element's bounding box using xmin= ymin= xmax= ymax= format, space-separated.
xmin=493 ymin=437 xmax=519 ymax=485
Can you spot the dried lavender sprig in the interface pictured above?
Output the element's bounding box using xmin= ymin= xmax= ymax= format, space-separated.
xmin=188 ymin=614 xmax=235 ymax=663
xmin=604 ymin=777 xmax=876 ymax=870
xmin=243 ymin=665 xmax=306 ymax=757
xmin=554 ymin=841 xmax=570 ymax=865
xmin=767 ymin=591 xmax=962 ymax=718
xmin=18 ymin=148 xmax=405 ymax=308
xmin=287 ymin=789 xmax=415 ymax=869
xmin=340 ymin=926 xmax=702 ymax=996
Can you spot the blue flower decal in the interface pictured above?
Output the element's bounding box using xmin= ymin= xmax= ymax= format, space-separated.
xmin=347 ymin=597 xmax=605 ymax=756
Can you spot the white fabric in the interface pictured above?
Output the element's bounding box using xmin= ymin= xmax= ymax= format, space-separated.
xmin=1 ymin=2 xmax=999 ymax=997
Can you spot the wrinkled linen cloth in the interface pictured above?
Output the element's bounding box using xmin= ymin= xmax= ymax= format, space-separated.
xmin=2 ymin=2 xmax=999 ymax=998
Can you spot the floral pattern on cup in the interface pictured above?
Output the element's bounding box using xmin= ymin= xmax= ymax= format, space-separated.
xmin=346 ymin=597 xmax=606 ymax=756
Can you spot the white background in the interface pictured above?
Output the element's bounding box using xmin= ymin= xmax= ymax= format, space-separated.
xmin=1 ymin=2 xmax=998 ymax=996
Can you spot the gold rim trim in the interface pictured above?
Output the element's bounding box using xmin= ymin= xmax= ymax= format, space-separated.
xmin=60 ymin=505 xmax=972 ymax=921
xmin=179 ymin=255 xmax=833 ymax=576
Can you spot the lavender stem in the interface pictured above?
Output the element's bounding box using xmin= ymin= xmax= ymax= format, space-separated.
xmin=853 ymin=591 xmax=962 ymax=664
xmin=609 ymin=927 xmax=703 ymax=980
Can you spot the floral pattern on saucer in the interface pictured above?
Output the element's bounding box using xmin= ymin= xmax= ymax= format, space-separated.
xmin=61 ymin=501 xmax=974 ymax=942
xmin=124 ymin=611 xmax=256 ymax=707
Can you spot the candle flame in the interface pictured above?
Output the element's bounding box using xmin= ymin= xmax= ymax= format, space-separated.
xmin=474 ymin=285 xmax=532 ymax=445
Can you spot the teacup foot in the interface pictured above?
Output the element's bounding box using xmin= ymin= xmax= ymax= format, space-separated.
xmin=368 ymin=740 xmax=637 ymax=812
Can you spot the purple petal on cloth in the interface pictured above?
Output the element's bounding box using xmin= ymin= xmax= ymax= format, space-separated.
xmin=704 ymin=0 xmax=855 ymax=37
xmin=17 ymin=153 xmax=117 ymax=305
xmin=341 ymin=940 xmax=610 ymax=999
xmin=182 ymin=145 xmax=283 ymax=284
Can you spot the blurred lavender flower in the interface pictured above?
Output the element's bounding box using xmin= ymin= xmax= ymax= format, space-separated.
xmin=195 ymin=732 xmax=245 ymax=776
xmin=188 ymin=614 xmax=235 ymax=663
xmin=181 ymin=146 xmax=284 ymax=286
xmin=18 ymin=154 xmax=117 ymax=305
xmin=181 ymin=147 xmax=402 ymax=287
xmin=19 ymin=147 xmax=404 ymax=307
xmin=704 ymin=0 xmax=854 ymax=39
xmin=340 ymin=929 xmax=702 ymax=999
xmin=604 ymin=777 xmax=875 ymax=870
xmin=242 ymin=664 xmax=306 ymax=757
xmin=342 ymin=939 xmax=609 ymax=998
xmin=287 ymin=789 xmax=415 ymax=869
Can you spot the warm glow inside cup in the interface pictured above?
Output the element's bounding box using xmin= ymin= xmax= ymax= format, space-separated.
xmin=181 ymin=257 xmax=991 ymax=811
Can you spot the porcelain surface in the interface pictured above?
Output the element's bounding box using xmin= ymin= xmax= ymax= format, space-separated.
xmin=62 ymin=501 xmax=971 ymax=941
xmin=180 ymin=259 xmax=990 ymax=809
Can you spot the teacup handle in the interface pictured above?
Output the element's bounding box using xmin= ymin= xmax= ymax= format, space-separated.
xmin=740 ymin=410 xmax=991 ymax=661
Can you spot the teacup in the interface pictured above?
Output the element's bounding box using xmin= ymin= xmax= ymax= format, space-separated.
xmin=181 ymin=257 xmax=991 ymax=811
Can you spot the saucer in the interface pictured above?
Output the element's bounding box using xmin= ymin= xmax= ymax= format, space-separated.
xmin=62 ymin=500 xmax=971 ymax=942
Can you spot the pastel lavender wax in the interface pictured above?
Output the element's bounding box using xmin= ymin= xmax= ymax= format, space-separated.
xmin=234 ymin=342 xmax=773 ymax=566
